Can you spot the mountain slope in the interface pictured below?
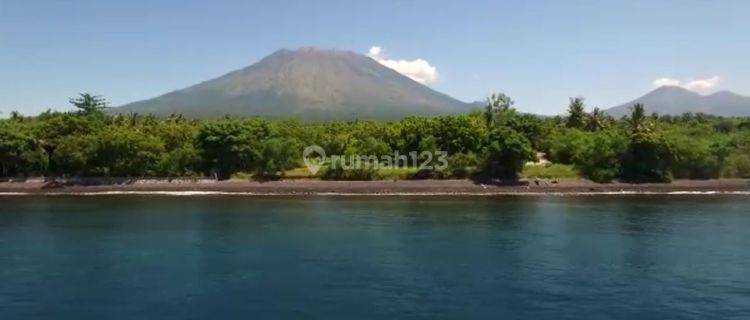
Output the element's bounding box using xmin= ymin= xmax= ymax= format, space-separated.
xmin=114 ymin=47 xmax=474 ymax=119
xmin=606 ymin=86 xmax=750 ymax=117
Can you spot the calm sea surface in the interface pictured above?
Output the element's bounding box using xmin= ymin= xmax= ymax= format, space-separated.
xmin=0 ymin=196 xmax=748 ymax=319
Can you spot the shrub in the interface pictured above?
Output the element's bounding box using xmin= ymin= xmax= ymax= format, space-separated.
xmin=482 ymin=127 xmax=534 ymax=179
xmin=573 ymin=131 xmax=627 ymax=183
xmin=522 ymin=164 xmax=579 ymax=180
xmin=722 ymin=154 xmax=750 ymax=178
xmin=196 ymin=120 xmax=270 ymax=179
xmin=543 ymin=128 xmax=590 ymax=164
xmin=253 ymin=138 xmax=302 ymax=179
xmin=620 ymin=129 xmax=674 ymax=183
xmin=442 ymin=153 xmax=479 ymax=178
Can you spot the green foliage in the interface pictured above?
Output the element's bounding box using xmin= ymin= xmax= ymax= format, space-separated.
xmin=376 ymin=167 xmax=420 ymax=180
xmin=506 ymin=113 xmax=546 ymax=149
xmin=4 ymin=94 xmax=750 ymax=184
xmin=573 ymin=131 xmax=627 ymax=183
xmin=352 ymin=136 xmax=391 ymax=157
xmin=158 ymin=144 xmax=200 ymax=177
xmin=253 ymin=138 xmax=302 ymax=179
xmin=566 ymin=97 xmax=587 ymax=129
xmin=432 ymin=114 xmax=486 ymax=154
xmin=91 ymin=127 xmax=165 ymax=177
xmin=52 ymin=135 xmax=97 ymax=176
xmin=390 ymin=116 xmax=435 ymax=154
xmin=196 ymin=119 xmax=271 ymax=179
xmin=522 ymin=164 xmax=579 ymax=179
xmin=620 ymin=131 xmax=674 ymax=182
xmin=479 ymin=93 xmax=536 ymax=180
xmin=0 ymin=122 xmax=48 ymax=176
xmin=482 ymin=127 xmax=534 ymax=179
xmin=721 ymin=132 xmax=750 ymax=178
xmin=319 ymin=161 xmax=378 ymax=180
xmin=543 ymin=128 xmax=591 ymax=164
xmin=628 ymin=103 xmax=647 ymax=130
xmin=665 ymin=128 xmax=727 ymax=179
xmin=722 ymin=154 xmax=750 ymax=178
xmin=484 ymin=93 xmax=514 ymax=128
xmin=69 ymin=93 xmax=108 ymax=115
xmin=443 ymin=152 xmax=479 ymax=178
xmin=620 ymin=106 xmax=674 ymax=182
xmin=586 ymin=108 xmax=610 ymax=131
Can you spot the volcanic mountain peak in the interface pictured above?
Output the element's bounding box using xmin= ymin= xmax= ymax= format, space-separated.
xmin=605 ymin=86 xmax=750 ymax=117
xmin=114 ymin=47 xmax=474 ymax=119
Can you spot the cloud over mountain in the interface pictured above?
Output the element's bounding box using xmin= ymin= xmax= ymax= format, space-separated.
xmin=367 ymin=46 xmax=438 ymax=85
xmin=652 ymin=77 xmax=681 ymax=87
xmin=651 ymin=76 xmax=721 ymax=93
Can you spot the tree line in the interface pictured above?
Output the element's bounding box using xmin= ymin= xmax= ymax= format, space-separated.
xmin=2 ymin=93 xmax=750 ymax=182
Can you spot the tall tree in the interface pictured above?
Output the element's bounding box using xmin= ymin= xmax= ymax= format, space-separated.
xmin=9 ymin=111 xmax=22 ymax=121
xmin=620 ymin=103 xmax=674 ymax=182
xmin=69 ymin=93 xmax=108 ymax=115
xmin=566 ymin=97 xmax=587 ymax=129
xmin=484 ymin=93 xmax=514 ymax=129
xmin=483 ymin=127 xmax=534 ymax=180
xmin=586 ymin=107 xmax=608 ymax=131
xmin=628 ymin=103 xmax=647 ymax=131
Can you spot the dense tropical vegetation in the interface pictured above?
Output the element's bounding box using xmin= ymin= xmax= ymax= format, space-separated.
xmin=2 ymin=93 xmax=750 ymax=182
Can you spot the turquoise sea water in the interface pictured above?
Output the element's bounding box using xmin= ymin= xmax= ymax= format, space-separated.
xmin=0 ymin=196 xmax=748 ymax=319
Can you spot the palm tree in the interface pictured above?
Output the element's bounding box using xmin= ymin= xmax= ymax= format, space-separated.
xmin=565 ymin=97 xmax=587 ymax=129
xmin=586 ymin=107 xmax=607 ymax=131
xmin=629 ymin=103 xmax=647 ymax=131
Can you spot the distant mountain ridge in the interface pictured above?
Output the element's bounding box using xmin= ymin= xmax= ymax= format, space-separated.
xmin=606 ymin=86 xmax=750 ymax=117
xmin=114 ymin=47 xmax=475 ymax=119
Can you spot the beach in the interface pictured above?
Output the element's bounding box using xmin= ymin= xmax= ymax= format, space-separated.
xmin=1 ymin=178 xmax=748 ymax=195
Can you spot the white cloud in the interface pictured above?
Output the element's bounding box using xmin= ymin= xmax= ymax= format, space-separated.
xmin=368 ymin=46 xmax=383 ymax=57
xmin=683 ymin=76 xmax=721 ymax=91
xmin=653 ymin=77 xmax=681 ymax=87
xmin=652 ymin=76 xmax=721 ymax=93
xmin=367 ymin=46 xmax=438 ymax=85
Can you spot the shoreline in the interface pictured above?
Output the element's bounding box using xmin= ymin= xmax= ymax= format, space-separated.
xmin=1 ymin=178 xmax=749 ymax=196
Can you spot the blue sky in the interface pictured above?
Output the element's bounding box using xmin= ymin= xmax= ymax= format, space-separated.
xmin=1 ymin=0 xmax=748 ymax=116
